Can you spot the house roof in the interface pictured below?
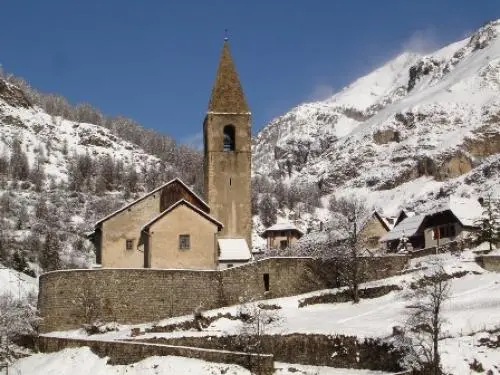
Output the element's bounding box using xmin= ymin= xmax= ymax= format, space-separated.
xmin=95 ymin=178 xmax=209 ymax=227
xmin=218 ymin=238 xmax=252 ymax=261
xmin=429 ymin=197 xmax=483 ymax=227
xmin=371 ymin=210 xmax=391 ymax=232
xmin=142 ymin=199 xmax=223 ymax=232
xmin=380 ymin=214 xmax=426 ymax=242
xmin=261 ymin=222 xmax=304 ymax=238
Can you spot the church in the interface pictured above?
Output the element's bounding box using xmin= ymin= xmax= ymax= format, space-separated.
xmin=90 ymin=39 xmax=253 ymax=270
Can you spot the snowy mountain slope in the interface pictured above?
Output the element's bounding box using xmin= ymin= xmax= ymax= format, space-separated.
xmin=253 ymin=20 xmax=500 ymax=219
xmin=0 ymin=82 xmax=161 ymax=184
xmin=0 ymin=77 xmax=190 ymax=278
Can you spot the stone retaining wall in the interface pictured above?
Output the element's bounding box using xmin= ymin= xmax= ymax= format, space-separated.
xmin=138 ymin=333 xmax=405 ymax=372
xmin=39 ymin=256 xmax=408 ymax=332
xmin=38 ymin=336 xmax=274 ymax=374
xmin=476 ymin=255 xmax=500 ymax=272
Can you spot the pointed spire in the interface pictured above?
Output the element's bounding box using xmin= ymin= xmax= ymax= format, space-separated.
xmin=208 ymin=39 xmax=249 ymax=113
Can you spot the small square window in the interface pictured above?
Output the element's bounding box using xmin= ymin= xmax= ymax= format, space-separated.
xmin=126 ymin=239 xmax=134 ymax=250
xmin=179 ymin=234 xmax=190 ymax=250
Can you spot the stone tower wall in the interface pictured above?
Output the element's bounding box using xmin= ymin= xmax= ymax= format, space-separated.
xmin=204 ymin=113 xmax=252 ymax=247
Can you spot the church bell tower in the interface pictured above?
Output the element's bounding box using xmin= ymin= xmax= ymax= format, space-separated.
xmin=203 ymin=38 xmax=252 ymax=248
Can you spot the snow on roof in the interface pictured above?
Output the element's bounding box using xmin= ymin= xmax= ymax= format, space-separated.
xmin=380 ymin=214 xmax=426 ymax=242
xmin=261 ymin=222 xmax=304 ymax=237
xmin=218 ymin=239 xmax=252 ymax=261
xmin=430 ymin=197 xmax=483 ymax=227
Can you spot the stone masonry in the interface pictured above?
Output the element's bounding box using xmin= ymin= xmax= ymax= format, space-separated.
xmin=38 ymin=256 xmax=408 ymax=333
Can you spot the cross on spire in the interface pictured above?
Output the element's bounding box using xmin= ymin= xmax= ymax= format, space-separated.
xmin=224 ymin=28 xmax=229 ymax=42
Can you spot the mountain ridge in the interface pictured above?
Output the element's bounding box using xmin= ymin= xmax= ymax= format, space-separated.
xmin=252 ymin=19 xmax=500 ymax=226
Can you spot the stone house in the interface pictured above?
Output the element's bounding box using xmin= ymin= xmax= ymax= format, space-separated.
xmin=141 ymin=199 xmax=223 ymax=270
xmin=358 ymin=210 xmax=392 ymax=250
xmin=261 ymin=222 xmax=304 ymax=250
xmin=91 ymin=178 xmax=222 ymax=269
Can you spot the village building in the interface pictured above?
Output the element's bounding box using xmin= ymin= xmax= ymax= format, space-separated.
xmin=380 ymin=214 xmax=426 ymax=252
xmin=90 ymin=39 xmax=253 ymax=270
xmin=423 ymin=197 xmax=482 ymax=248
xmin=358 ymin=210 xmax=392 ymax=250
xmin=380 ymin=197 xmax=482 ymax=252
xmin=261 ymin=222 xmax=304 ymax=250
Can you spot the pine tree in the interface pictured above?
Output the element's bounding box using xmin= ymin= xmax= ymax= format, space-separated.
xmin=0 ymin=231 xmax=6 ymax=262
xmin=11 ymin=250 xmax=31 ymax=275
xmin=476 ymin=196 xmax=500 ymax=251
xmin=9 ymin=139 xmax=30 ymax=180
xmin=40 ymin=230 xmax=61 ymax=272
xmin=258 ymin=194 xmax=277 ymax=228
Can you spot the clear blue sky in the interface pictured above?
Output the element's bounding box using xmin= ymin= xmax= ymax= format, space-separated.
xmin=1 ymin=1 xmax=499 ymax=147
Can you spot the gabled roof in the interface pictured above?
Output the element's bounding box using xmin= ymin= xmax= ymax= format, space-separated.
xmin=94 ymin=178 xmax=209 ymax=227
xmin=429 ymin=197 xmax=483 ymax=227
xmin=261 ymin=222 xmax=304 ymax=238
xmin=142 ymin=199 xmax=223 ymax=232
xmin=380 ymin=214 xmax=426 ymax=242
xmin=218 ymin=239 xmax=252 ymax=261
xmin=371 ymin=210 xmax=391 ymax=232
xmin=208 ymin=40 xmax=250 ymax=113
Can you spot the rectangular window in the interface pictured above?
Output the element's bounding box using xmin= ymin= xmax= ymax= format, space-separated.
xmin=126 ymin=239 xmax=134 ymax=250
xmin=179 ymin=234 xmax=190 ymax=250
xmin=280 ymin=240 xmax=288 ymax=250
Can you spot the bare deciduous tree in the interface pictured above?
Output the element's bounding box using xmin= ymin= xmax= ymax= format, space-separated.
xmin=236 ymin=299 xmax=283 ymax=375
xmin=0 ymin=292 xmax=39 ymax=365
xmin=404 ymin=265 xmax=451 ymax=375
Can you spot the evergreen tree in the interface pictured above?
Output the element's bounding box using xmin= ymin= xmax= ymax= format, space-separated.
xmin=0 ymin=231 xmax=6 ymax=262
xmin=476 ymin=196 xmax=500 ymax=251
xmin=9 ymin=139 xmax=30 ymax=180
xmin=258 ymin=194 xmax=277 ymax=228
xmin=11 ymin=250 xmax=33 ymax=276
xmin=40 ymin=230 xmax=61 ymax=272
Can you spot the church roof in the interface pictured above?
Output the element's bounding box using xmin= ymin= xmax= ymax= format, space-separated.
xmin=94 ymin=178 xmax=209 ymax=227
xmin=208 ymin=40 xmax=250 ymax=113
xmin=142 ymin=199 xmax=223 ymax=231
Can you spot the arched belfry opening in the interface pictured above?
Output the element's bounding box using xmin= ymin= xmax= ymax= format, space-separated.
xmin=223 ymin=125 xmax=235 ymax=151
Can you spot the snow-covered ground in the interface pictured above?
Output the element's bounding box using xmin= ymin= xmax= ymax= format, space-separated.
xmin=42 ymin=251 xmax=500 ymax=374
xmin=3 ymin=347 xmax=250 ymax=375
xmin=2 ymin=347 xmax=399 ymax=375
xmin=0 ymin=262 xmax=37 ymax=299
